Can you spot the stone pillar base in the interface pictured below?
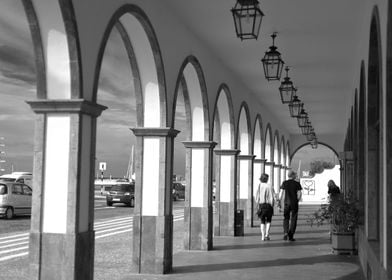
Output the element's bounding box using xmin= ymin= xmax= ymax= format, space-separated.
xmin=132 ymin=214 xmax=173 ymax=274
xmin=29 ymin=231 xmax=95 ymax=280
xmin=184 ymin=206 xmax=212 ymax=250
xmin=217 ymin=202 xmax=235 ymax=236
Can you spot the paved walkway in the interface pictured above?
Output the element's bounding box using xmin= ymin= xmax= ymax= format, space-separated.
xmin=0 ymin=205 xmax=364 ymax=280
xmin=120 ymin=204 xmax=364 ymax=280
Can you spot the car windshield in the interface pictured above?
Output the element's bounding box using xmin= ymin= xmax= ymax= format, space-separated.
xmin=111 ymin=184 xmax=134 ymax=192
xmin=0 ymin=184 xmax=7 ymax=195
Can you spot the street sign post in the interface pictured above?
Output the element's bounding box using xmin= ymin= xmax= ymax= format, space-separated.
xmin=99 ymin=162 xmax=107 ymax=194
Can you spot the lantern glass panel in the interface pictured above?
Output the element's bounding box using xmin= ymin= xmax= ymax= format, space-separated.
xmin=279 ymin=76 xmax=295 ymax=104
xmin=297 ymin=113 xmax=308 ymax=127
xmin=279 ymin=85 xmax=294 ymax=104
xmin=289 ymin=98 xmax=302 ymax=118
xmin=305 ymin=125 xmax=313 ymax=135
xmin=262 ymin=51 xmax=284 ymax=81
xmin=301 ymin=122 xmax=311 ymax=135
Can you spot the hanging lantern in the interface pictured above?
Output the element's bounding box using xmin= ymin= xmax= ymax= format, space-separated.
xmin=301 ymin=120 xmax=312 ymax=135
xmin=279 ymin=67 xmax=296 ymax=104
xmin=288 ymin=91 xmax=302 ymax=118
xmin=306 ymin=130 xmax=316 ymax=141
xmin=231 ymin=0 xmax=264 ymax=40
xmin=261 ymin=33 xmax=284 ymax=81
xmin=310 ymin=137 xmax=318 ymax=149
xmin=297 ymin=108 xmax=308 ymax=127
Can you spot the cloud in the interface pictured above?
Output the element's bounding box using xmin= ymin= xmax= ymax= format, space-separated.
xmin=0 ymin=2 xmax=36 ymax=89
xmin=97 ymin=27 xmax=136 ymax=107
xmin=0 ymin=45 xmax=35 ymax=82
xmin=0 ymin=1 xmax=187 ymax=178
xmin=0 ymin=1 xmax=32 ymax=50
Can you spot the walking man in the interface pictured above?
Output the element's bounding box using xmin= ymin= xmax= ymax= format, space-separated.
xmin=278 ymin=170 xmax=302 ymax=241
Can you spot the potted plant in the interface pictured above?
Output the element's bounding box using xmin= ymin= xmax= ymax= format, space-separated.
xmin=308 ymin=190 xmax=359 ymax=254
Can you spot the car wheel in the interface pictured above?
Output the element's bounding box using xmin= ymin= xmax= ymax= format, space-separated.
xmin=106 ymin=201 xmax=113 ymax=206
xmin=5 ymin=207 xmax=14 ymax=219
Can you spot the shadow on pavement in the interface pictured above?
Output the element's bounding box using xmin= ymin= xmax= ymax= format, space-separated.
xmin=173 ymin=254 xmax=362 ymax=276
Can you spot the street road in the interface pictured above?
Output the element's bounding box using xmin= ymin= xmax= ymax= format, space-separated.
xmin=0 ymin=197 xmax=185 ymax=263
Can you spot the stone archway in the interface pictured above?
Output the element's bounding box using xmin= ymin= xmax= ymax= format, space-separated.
xmin=252 ymin=116 xmax=264 ymax=195
xmin=272 ymin=131 xmax=280 ymax=193
xmin=211 ymin=84 xmax=236 ymax=236
xmin=23 ymin=1 xmax=107 ymax=279
xmin=173 ymin=56 xmax=213 ymax=250
xmin=236 ymin=103 xmax=254 ymax=227
xmin=280 ymin=136 xmax=287 ymax=182
xmin=291 ymin=143 xmax=340 ymax=203
xmin=264 ymin=124 xmax=273 ymax=189
xmin=358 ymin=62 xmax=366 ymax=219
xmin=93 ymin=5 xmax=171 ymax=274
xmin=385 ymin=0 xmax=392 ymax=275
xmin=366 ymin=7 xmax=382 ymax=243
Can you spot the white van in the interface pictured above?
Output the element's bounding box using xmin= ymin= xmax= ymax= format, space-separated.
xmin=0 ymin=172 xmax=33 ymax=188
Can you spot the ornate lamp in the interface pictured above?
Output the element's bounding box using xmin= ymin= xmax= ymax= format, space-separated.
xmin=297 ymin=108 xmax=308 ymax=127
xmin=306 ymin=130 xmax=316 ymax=141
xmin=279 ymin=67 xmax=296 ymax=104
xmin=310 ymin=137 xmax=318 ymax=149
xmin=231 ymin=0 xmax=264 ymax=40
xmin=301 ymin=120 xmax=312 ymax=135
xmin=288 ymin=91 xmax=302 ymax=117
xmin=261 ymin=33 xmax=284 ymax=81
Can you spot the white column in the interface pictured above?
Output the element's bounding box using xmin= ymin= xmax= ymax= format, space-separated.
xmin=27 ymin=99 xmax=106 ymax=280
xmin=182 ymin=141 xmax=216 ymax=250
xmin=131 ymin=127 xmax=179 ymax=273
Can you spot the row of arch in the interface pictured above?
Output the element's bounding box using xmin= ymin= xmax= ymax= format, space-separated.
xmin=176 ymin=58 xmax=291 ymax=165
xmin=25 ymin=1 xmax=291 ymax=164
xmin=342 ymin=5 xmax=391 ymax=279
xmin=21 ymin=1 xmax=293 ymax=278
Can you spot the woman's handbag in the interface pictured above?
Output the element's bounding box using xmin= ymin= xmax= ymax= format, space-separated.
xmin=256 ymin=204 xmax=262 ymax=216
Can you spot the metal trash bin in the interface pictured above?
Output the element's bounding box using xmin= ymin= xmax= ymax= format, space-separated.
xmin=235 ymin=209 xmax=244 ymax=236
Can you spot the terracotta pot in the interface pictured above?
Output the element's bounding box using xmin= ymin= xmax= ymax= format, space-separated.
xmin=331 ymin=231 xmax=356 ymax=255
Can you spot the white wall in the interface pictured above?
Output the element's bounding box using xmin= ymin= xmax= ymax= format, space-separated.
xmin=300 ymin=166 xmax=341 ymax=204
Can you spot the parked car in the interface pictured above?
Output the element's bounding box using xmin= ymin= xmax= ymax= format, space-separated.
xmin=172 ymin=182 xmax=185 ymax=201
xmin=0 ymin=181 xmax=32 ymax=219
xmin=106 ymin=183 xmax=135 ymax=207
xmin=0 ymin=172 xmax=33 ymax=188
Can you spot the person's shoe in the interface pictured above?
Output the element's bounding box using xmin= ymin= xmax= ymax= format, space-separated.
xmin=289 ymin=235 xmax=296 ymax=241
xmin=283 ymin=234 xmax=288 ymax=241
xmin=265 ymin=236 xmax=270 ymax=241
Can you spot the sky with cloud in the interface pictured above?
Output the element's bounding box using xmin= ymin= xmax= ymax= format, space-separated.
xmin=0 ymin=1 xmax=336 ymax=182
xmin=0 ymin=0 xmax=35 ymax=173
xmin=0 ymin=0 xmax=187 ymax=178
xmin=291 ymin=144 xmax=340 ymax=177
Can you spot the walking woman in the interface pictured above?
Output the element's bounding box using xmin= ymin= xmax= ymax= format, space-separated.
xmin=255 ymin=173 xmax=275 ymax=241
